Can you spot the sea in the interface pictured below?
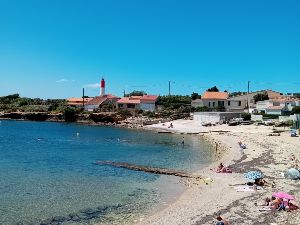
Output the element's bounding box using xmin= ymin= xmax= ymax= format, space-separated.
xmin=0 ymin=120 xmax=215 ymax=225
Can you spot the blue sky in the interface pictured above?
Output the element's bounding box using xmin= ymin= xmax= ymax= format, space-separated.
xmin=0 ymin=0 xmax=299 ymax=99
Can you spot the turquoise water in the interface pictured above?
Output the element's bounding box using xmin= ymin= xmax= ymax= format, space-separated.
xmin=0 ymin=120 xmax=215 ymax=225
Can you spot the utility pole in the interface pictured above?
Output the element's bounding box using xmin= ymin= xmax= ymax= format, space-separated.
xmin=82 ymin=88 xmax=85 ymax=109
xmin=247 ymin=81 xmax=250 ymax=113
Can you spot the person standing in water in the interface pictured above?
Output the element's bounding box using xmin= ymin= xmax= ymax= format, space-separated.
xmin=181 ymin=137 xmax=185 ymax=146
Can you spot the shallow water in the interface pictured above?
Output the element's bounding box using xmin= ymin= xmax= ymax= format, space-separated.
xmin=0 ymin=120 xmax=215 ymax=225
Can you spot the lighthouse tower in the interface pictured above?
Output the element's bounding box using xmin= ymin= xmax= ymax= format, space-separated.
xmin=100 ymin=78 xmax=105 ymax=96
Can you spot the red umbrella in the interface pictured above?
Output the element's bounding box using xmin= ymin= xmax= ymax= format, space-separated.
xmin=272 ymin=192 xmax=295 ymax=200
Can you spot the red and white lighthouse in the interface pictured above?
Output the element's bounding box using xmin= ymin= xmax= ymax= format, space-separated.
xmin=100 ymin=78 xmax=105 ymax=96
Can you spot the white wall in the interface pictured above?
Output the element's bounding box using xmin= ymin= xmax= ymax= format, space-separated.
xmin=140 ymin=103 xmax=156 ymax=111
xmin=251 ymin=114 xmax=263 ymax=121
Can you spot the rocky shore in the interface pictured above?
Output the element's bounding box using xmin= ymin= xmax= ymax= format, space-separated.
xmin=0 ymin=112 xmax=167 ymax=129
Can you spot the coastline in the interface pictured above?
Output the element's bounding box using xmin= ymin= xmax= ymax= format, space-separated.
xmin=2 ymin=118 xmax=300 ymax=224
xmin=136 ymin=120 xmax=300 ymax=225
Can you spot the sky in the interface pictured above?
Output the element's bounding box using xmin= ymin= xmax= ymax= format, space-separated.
xmin=0 ymin=0 xmax=299 ymax=99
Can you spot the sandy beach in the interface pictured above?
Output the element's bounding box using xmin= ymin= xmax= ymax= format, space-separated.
xmin=136 ymin=119 xmax=300 ymax=225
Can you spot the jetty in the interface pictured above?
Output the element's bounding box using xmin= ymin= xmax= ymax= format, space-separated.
xmin=95 ymin=161 xmax=201 ymax=179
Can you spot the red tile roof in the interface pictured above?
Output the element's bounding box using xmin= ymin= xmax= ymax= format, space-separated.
xmin=140 ymin=95 xmax=158 ymax=103
xmin=117 ymin=95 xmax=158 ymax=104
xmin=67 ymin=97 xmax=93 ymax=105
xmin=117 ymin=97 xmax=140 ymax=104
xmin=202 ymin=92 xmax=229 ymax=100
xmin=86 ymin=95 xmax=119 ymax=105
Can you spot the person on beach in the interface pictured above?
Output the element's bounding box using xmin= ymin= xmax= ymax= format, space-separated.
xmin=181 ymin=137 xmax=185 ymax=146
xmin=217 ymin=163 xmax=224 ymax=171
xmin=238 ymin=141 xmax=246 ymax=149
xmin=168 ymin=123 xmax=173 ymax=128
xmin=216 ymin=216 xmax=229 ymax=225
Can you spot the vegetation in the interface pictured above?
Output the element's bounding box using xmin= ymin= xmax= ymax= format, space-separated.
xmin=206 ymin=86 xmax=219 ymax=92
xmin=194 ymin=106 xmax=209 ymax=112
xmin=142 ymin=111 xmax=156 ymax=118
xmin=125 ymin=90 xmax=147 ymax=97
xmin=253 ymin=92 xmax=269 ymax=103
xmin=229 ymin=91 xmax=247 ymax=97
xmin=292 ymin=106 xmax=300 ymax=114
xmin=0 ymin=94 xmax=67 ymax=113
xmin=63 ymin=107 xmax=77 ymax=122
xmin=191 ymin=92 xmax=201 ymax=100
xmin=241 ymin=113 xmax=251 ymax=121
xmin=156 ymin=95 xmax=191 ymax=109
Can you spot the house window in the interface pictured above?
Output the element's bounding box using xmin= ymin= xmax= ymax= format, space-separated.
xmin=209 ymin=102 xmax=211 ymax=107
xmin=238 ymin=101 xmax=241 ymax=106
xmin=118 ymin=104 xmax=123 ymax=108
xmin=228 ymin=101 xmax=230 ymax=106
xmin=213 ymin=102 xmax=215 ymax=107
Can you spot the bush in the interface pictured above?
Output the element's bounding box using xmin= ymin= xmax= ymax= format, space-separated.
xmin=142 ymin=111 xmax=156 ymax=118
xmin=63 ymin=107 xmax=77 ymax=122
xmin=242 ymin=113 xmax=251 ymax=121
xmin=292 ymin=106 xmax=300 ymax=114
xmin=117 ymin=109 xmax=132 ymax=117
xmin=195 ymin=106 xmax=209 ymax=112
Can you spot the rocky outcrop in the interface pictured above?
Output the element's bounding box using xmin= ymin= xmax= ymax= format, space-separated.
xmin=0 ymin=112 xmax=63 ymax=121
xmin=89 ymin=113 xmax=125 ymax=123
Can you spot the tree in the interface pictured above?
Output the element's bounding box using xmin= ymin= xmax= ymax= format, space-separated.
xmin=293 ymin=93 xmax=300 ymax=98
xmin=156 ymin=95 xmax=191 ymax=109
xmin=207 ymin=86 xmax=219 ymax=92
xmin=63 ymin=107 xmax=77 ymax=122
xmin=253 ymin=92 xmax=269 ymax=103
xmin=292 ymin=106 xmax=300 ymax=114
xmin=191 ymin=92 xmax=200 ymax=100
xmin=125 ymin=90 xmax=147 ymax=97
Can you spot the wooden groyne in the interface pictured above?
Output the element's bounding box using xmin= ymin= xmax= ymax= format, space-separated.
xmin=95 ymin=161 xmax=201 ymax=179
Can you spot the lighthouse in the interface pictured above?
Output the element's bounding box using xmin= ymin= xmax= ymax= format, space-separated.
xmin=100 ymin=78 xmax=105 ymax=96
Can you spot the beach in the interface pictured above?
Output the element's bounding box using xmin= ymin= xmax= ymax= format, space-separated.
xmin=137 ymin=120 xmax=300 ymax=225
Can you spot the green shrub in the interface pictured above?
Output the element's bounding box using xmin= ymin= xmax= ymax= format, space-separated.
xmin=63 ymin=107 xmax=77 ymax=122
xmin=292 ymin=106 xmax=300 ymax=114
xmin=242 ymin=113 xmax=251 ymax=121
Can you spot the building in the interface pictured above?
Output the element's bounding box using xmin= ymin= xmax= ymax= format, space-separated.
xmin=191 ymin=91 xmax=229 ymax=109
xmin=117 ymin=95 xmax=158 ymax=111
xmin=84 ymin=94 xmax=120 ymax=112
xmin=67 ymin=97 xmax=93 ymax=107
xmin=256 ymin=97 xmax=300 ymax=115
xmin=191 ymin=89 xmax=283 ymax=113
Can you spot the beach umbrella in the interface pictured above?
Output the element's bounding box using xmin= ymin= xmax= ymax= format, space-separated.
xmin=284 ymin=168 xmax=300 ymax=180
xmin=244 ymin=171 xmax=263 ymax=180
xmin=272 ymin=192 xmax=295 ymax=200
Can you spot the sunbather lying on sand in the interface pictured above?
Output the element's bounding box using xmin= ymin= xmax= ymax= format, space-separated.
xmin=211 ymin=163 xmax=233 ymax=173
xmin=246 ymin=178 xmax=275 ymax=187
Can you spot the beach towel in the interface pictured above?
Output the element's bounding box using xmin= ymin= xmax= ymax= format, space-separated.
xmin=216 ymin=167 xmax=233 ymax=173
xmin=258 ymin=206 xmax=272 ymax=211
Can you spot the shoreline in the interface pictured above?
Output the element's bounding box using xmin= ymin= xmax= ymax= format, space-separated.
xmin=3 ymin=118 xmax=300 ymax=224
xmin=136 ymin=120 xmax=300 ymax=225
xmin=134 ymin=121 xmax=242 ymax=225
